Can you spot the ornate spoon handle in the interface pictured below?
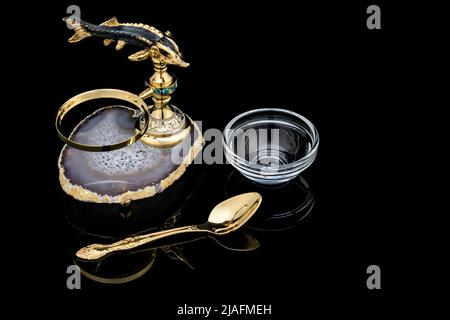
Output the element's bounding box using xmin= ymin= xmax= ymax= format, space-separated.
xmin=76 ymin=225 xmax=203 ymax=261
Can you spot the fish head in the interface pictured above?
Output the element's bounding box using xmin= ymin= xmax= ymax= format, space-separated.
xmin=155 ymin=37 xmax=189 ymax=68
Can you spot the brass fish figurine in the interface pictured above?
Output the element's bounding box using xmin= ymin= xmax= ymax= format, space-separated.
xmin=63 ymin=16 xmax=189 ymax=67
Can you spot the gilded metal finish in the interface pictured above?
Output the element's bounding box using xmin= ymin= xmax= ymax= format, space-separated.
xmin=56 ymin=89 xmax=150 ymax=152
xmin=64 ymin=16 xmax=189 ymax=67
xmin=63 ymin=16 xmax=195 ymax=148
xmin=138 ymin=63 xmax=191 ymax=148
xmin=78 ymin=251 xmax=157 ymax=284
xmin=138 ymin=114 xmax=192 ymax=148
xmin=76 ymin=193 xmax=262 ymax=260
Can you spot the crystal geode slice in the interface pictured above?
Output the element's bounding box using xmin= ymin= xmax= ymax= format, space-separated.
xmin=58 ymin=106 xmax=203 ymax=203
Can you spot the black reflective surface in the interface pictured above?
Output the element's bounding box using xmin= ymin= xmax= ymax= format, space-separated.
xmin=19 ymin=1 xmax=426 ymax=317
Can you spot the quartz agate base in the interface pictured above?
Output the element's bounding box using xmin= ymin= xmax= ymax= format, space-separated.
xmin=59 ymin=106 xmax=203 ymax=204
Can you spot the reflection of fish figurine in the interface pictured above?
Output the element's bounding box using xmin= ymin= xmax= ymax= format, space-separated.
xmin=63 ymin=16 xmax=189 ymax=67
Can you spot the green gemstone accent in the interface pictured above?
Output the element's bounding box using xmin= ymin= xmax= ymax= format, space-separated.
xmin=154 ymin=80 xmax=177 ymax=95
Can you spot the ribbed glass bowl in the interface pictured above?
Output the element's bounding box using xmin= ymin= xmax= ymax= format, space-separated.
xmin=223 ymin=108 xmax=319 ymax=185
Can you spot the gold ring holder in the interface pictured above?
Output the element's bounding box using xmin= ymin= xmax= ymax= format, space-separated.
xmin=56 ymin=89 xmax=150 ymax=152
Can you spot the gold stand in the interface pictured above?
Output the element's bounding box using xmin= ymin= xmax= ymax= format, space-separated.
xmin=138 ymin=59 xmax=192 ymax=148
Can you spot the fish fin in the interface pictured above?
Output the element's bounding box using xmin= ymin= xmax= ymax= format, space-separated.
xmin=115 ymin=40 xmax=126 ymax=50
xmin=165 ymin=30 xmax=173 ymax=38
xmin=100 ymin=16 xmax=120 ymax=27
xmin=103 ymin=39 xmax=114 ymax=46
xmin=128 ymin=48 xmax=152 ymax=61
xmin=68 ymin=27 xmax=91 ymax=43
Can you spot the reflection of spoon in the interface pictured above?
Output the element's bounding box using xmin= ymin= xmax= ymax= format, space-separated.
xmin=76 ymin=251 xmax=158 ymax=285
xmin=76 ymin=192 xmax=262 ymax=261
xmin=75 ymin=230 xmax=260 ymax=285
xmin=127 ymin=230 xmax=261 ymax=254
xmin=209 ymin=232 xmax=260 ymax=252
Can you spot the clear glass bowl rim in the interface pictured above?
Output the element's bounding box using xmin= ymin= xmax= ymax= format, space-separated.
xmin=223 ymin=108 xmax=320 ymax=172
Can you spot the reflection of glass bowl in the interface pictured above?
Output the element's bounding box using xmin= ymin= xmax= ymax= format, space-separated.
xmin=223 ymin=108 xmax=319 ymax=185
xmin=224 ymin=170 xmax=314 ymax=231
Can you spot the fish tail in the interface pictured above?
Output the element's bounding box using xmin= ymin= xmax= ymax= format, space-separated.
xmin=63 ymin=17 xmax=92 ymax=43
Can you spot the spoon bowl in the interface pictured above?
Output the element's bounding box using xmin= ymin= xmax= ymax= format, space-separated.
xmin=206 ymin=192 xmax=262 ymax=234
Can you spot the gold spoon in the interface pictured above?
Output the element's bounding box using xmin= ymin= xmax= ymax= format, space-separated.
xmin=76 ymin=192 xmax=262 ymax=261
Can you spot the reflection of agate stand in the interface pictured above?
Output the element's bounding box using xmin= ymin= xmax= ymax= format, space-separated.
xmin=225 ymin=170 xmax=315 ymax=231
xmin=62 ymin=165 xmax=205 ymax=239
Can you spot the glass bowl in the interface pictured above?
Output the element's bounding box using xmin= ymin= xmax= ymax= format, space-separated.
xmin=223 ymin=108 xmax=319 ymax=185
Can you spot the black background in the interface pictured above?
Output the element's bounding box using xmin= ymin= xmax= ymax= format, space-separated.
xmin=11 ymin=0 xmax=437 ymax=316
